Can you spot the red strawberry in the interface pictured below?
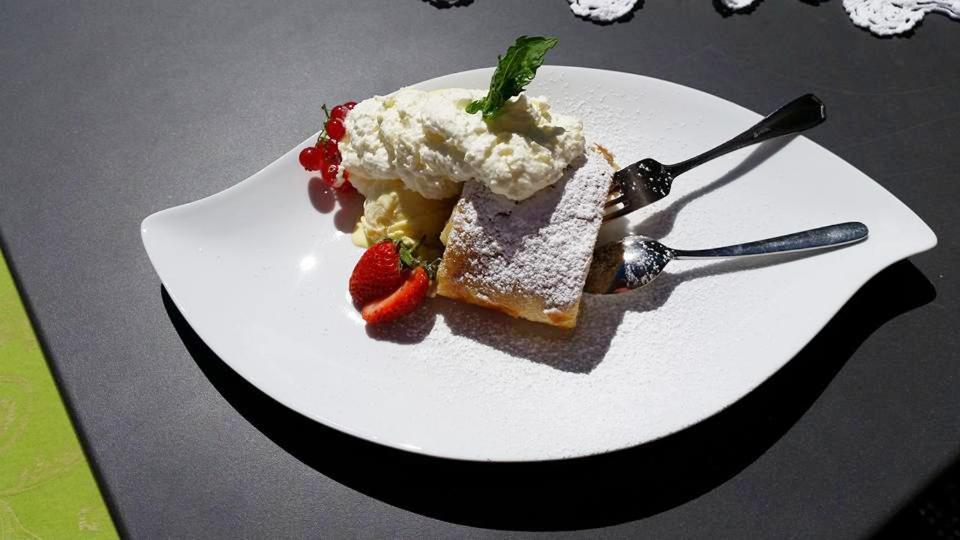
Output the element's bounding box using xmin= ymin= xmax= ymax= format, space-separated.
xmin=349 ymin=241 xmax=405 ymax=306
xmin=361 ymin=267 xmax=430 ymax=324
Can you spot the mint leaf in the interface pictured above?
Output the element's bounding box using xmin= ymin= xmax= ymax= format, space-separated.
xmin=467 ymin=36 xmax=559 ymax=119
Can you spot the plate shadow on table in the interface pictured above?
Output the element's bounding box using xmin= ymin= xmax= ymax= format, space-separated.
xmin=161 ymin=258 xmax=934 ymax=531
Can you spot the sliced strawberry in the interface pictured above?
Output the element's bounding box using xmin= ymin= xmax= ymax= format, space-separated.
xmin=349 ymin=240 xmax=405 ymax=306
xmin=361 ymin=267 xmax=430 ymax=324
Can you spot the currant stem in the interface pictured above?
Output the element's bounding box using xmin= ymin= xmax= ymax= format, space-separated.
xmin=314 ymin=103 xmax=333 ymax=146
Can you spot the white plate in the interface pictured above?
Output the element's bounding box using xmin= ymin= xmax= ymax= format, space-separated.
xmin=142 ymin=67 xmax=936 ymax=461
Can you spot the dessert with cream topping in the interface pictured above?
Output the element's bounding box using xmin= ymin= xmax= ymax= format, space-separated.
xmin=299 ymin=36 xmax=613 ymax=327
xmin=340 ymin=85 xmax=586 ymax=249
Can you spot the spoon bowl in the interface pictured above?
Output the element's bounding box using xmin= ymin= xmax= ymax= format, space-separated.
xmin=585 ymin=222 xmax=869 ymax=294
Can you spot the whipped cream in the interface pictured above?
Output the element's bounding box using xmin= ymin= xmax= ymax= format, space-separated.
xmin=341 ymin=88 xmax=585 ymax=201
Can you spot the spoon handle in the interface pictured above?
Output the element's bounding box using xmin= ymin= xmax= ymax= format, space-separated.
xmin=667 ymin=94 xmax=826 ymax=177
xmin=672 ymin=222 xmax=868 ymax=260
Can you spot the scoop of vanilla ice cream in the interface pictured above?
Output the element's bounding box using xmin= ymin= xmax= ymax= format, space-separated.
xmin=341 ymin=88 xmax=585 ymax=201
xmin=351 ymin=180 xmax=457 ymax=248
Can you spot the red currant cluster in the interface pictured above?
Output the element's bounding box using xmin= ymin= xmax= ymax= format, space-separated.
xmin=299 ymin=101 xmax=356 ymax=191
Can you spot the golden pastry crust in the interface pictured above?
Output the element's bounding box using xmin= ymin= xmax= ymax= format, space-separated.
xmin=437 ymin=145 xmax=615 ymax=328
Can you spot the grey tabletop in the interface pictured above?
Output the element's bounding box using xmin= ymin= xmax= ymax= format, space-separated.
xmin=2 ymin=0 xmax=959 ymax=537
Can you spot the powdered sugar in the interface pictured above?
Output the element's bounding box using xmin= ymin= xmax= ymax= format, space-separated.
xmin=438 ymin=147 xmax=613 ymax=323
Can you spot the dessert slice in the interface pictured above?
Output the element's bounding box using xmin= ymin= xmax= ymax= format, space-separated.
xmin=436 ymin=145 xmax=615 ymax=328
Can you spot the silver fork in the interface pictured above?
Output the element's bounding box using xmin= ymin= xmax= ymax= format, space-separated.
xmin=584 ymin=222 xmax=869 ymax=294
xmin=604 ymin=94 xmax=826 ymax=222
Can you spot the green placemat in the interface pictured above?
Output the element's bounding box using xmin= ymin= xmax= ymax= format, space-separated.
xmin=0 ymin=252 xmax=118 ymax=539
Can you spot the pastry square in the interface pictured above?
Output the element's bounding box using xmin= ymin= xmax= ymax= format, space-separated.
xmin=437 ymin=145 xmax=615 ymax=328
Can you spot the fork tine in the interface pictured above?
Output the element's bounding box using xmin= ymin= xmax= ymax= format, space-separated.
xmin=603 ymin=204 xmax=634 ymax=222
xmin=604 ymin=194 xmax=626 ymax=208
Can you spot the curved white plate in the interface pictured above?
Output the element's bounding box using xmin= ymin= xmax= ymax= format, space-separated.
xmin=142 ymin=67 xmax=936 ymax=461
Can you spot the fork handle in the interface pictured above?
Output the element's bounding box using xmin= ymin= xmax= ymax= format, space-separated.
xmin=672 ymin=222 xmax=868 ymax=260
xmin=667 ymin=94 xmax=826 ymax=177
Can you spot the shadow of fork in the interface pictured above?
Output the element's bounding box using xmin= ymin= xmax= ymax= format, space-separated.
xmin=629 ymin=135 xmax=795 ymax=239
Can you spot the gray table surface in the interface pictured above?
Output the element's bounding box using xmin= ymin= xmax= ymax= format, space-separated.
xmin=2 ymin=0 xmax=959 ymax=537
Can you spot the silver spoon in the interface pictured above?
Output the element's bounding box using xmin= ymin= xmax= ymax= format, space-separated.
xmin=584 ymin=222 xmax=869 ymax=294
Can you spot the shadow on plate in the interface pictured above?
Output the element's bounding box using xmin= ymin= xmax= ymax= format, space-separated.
xmin=431 ymin=247 xmax=846 ymax=374
xmin=365 ymin=138 xmax=802 ymax=373
xmin=627 ymin=135 xmax=794 ymax=240
xmin=307 ymin=178 xmax=363 ymax=234
xmin=161 ymin=259 xmax=935 ymax=530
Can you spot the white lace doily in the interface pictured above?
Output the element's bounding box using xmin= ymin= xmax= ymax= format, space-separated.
xmin=720 ymin=0 xmax=960 ymax=35
xmin=429 ymin=0 xmax=959 ymax=34
xmin=719 ymin=0 xmax=757 ymax=9
xmin=843 ymin=0 xmax=960 ymax=35
xmin=567 ymin=0 xmax=639 ymax=21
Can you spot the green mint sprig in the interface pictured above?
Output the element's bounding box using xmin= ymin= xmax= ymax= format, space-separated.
xmin=466 ymin=36 xmax=559 ymax=119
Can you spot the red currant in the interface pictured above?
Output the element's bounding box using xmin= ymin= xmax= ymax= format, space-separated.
xmin=330 ymin=104 xmax=348 ymax=121
xmin=343 ymin=101 xmax=357 ymax=110
xmin=298 ymin=146 xmax=323 ymax=171
xmin=321 ymin=163 xmax=339 ymax=187
xmin=321 ymin=139 xmax=341 ymax=165
xmin=325 ymin=118 xmax=346 ymax=141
